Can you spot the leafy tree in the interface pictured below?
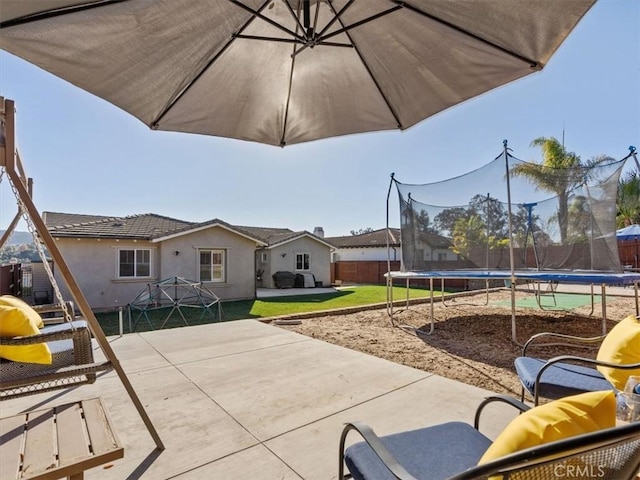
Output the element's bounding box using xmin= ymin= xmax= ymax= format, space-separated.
xmin=617 ymin=171 xmax=640 ymax=227
xmin=434 ymin=207 xmax=471 ymax=237
xmin=451 ymin=215 xmax=485 ymax=257
xmin=414 ymin=209 xmax=433 ymax=233
xmin=469 ymin=194 xmax=508 ymax=239
xmin=566 ymin=195 xmax=591 ymax=242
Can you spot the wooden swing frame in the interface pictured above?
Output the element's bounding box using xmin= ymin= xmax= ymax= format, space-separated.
xmin=0 ymin=97 xmax=164 ymax=450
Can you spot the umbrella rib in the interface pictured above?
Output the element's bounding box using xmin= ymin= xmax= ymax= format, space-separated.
xmin=324 ymin=1 xmax=404 ymax=130
xmin=233 ymin=34 xmax=303 ymax=45
xmin=315 ymin=0 xmax=355 ymax=39
xmin=279 ymin=7 xmax=304 ymax=146
xmin=281 ymin=0 xmax=308 ymax=40
xmin=229 ymin=0 xmax=306 ymax=43
xmin=399 ymin=1 xmax=540 ymax=68
xmin=0 ymin=0 xmax=126 ymax=29
xmin=151 ymin=0 xmax=274 ymax=128
xmin=318 ymin=4 xmax=403 ymax=43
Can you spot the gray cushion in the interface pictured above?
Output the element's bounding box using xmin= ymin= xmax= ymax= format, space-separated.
xmin=514 ymin=356 xmax=613 ymax=400
xmin=345 ymin=421 xmax=491 ymax=480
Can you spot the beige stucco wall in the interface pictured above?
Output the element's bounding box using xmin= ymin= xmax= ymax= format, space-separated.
xmin=52 ymin=226 xmax=258 ymax=310
xmin=260 ymin=236 xmax=331 ymax=288
xmin=157 ymin=227 xmax=257 ymax=302
xmin=52 ymin=237 xmax=159 ymax=311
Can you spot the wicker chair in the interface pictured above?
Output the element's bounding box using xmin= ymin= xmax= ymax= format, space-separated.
xmin=0 ymin=302 xmax=112 ymax=399
xmin=339 ymin=395 xmax=640 ymax=480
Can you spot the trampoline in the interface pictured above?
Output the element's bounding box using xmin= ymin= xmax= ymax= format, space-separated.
xmin=385 ymin=142 xmax=640 ymax=343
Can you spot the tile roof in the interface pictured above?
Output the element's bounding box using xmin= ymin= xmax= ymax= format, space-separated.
xmin=42 ymin=213 xmax=333 ymax=248
xmin=234 ymin=226 xmax=294 ymax=243
xmin=326 ymin=228 xmax=453 ymax=249
xmin=43 ymin=212 xmax=195 ymax=239
xmin=150 ymin=218 xmax=263 ymax=242
xmin=325 ymin=228 xmax=401 ymax=248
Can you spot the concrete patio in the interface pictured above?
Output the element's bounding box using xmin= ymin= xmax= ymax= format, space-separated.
xmin=1 ymin=319 xmax=521 ymax=479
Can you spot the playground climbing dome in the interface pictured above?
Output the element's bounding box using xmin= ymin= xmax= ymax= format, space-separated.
xmin=128 ymin=277 xmax=222 ymax=331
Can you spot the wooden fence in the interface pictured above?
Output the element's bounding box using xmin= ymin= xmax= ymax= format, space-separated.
xmin=331 ymin=260 xmax=468 ymax=289
xmin=0 ymin=263 xmax=21 ymax=296
xmin=619 ymin=240 xmax=640 ymax=269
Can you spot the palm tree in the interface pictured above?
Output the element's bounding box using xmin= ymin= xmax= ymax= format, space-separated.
xmin=617 ymin=171 xmax=640 ymax=227
xmin=510 ymin=136 xmax=612 ymax=244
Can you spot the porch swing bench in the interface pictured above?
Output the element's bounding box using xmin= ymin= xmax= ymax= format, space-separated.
xmin=0 ymin=302 xmax=112 ymax=400
xmin=1 ymin=97 xmax=164 ymax=449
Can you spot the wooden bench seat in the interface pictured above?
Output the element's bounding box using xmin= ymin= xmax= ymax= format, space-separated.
xmin=0 ymin=398 xmax=123 ymax=479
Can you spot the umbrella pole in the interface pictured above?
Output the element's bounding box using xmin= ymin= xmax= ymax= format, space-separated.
xmin=1 ymin=98 xmax=165 ymax=451
xmin=503 ymin=140 xmax=517 ymax=343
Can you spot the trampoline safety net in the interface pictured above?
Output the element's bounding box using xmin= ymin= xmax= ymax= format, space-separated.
xmin=394 ymin=147 xmax=635 ymax=273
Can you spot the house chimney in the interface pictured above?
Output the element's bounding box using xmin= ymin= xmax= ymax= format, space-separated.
xmin=313 ymin=226 xmax=324 ymax=238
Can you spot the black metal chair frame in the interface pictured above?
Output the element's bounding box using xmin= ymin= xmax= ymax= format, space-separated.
xmin=517 ymin=331 xmax=640 ymax=405
xmin=339 ymin=395 xmax=640 ymax=480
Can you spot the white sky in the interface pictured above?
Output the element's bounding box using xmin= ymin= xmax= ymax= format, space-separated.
xmin=1 ymin=0 xmax=639 ymax=237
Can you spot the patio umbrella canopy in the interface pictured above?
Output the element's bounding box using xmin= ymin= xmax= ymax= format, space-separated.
xmin=0 ymin=0 xmax=595 ymax=146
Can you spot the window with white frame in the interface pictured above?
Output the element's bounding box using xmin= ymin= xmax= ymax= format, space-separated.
xmin=118 ymin=248 xmax=151 ymax=278
xmin=261 ymin=252 xmax=268 ymax=263
xmin=295 ymin=253 xmax=310 ymax=270
xmin=199 ymin=249 xmax=226 ymax=282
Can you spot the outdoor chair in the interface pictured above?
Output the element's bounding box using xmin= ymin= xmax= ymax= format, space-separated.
xmin=1 ymin=300 xmax=112 ymax=399
xmin=514 ymin=314 xmax=640 ymax=405
xmin=339 ymin=392 xmax=640 ymax=480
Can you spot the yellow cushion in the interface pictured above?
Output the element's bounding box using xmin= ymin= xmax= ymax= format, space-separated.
xmin=478 ymin=391 xmax=615 ymax=464
xmin=0 ymin=297 xmax=51 ymax=364
xmin=0 ymin=295 xmax=44 ymax=328
xmin=596 ymin=315 xmax=640 ymax=390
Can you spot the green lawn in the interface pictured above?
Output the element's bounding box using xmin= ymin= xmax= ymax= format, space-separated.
xmin=492 ymin=292 xmax=601 ymax=311
xmin=95 ymin=285 xmax=441 ymax=336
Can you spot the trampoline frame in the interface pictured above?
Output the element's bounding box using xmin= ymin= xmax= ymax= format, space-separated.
xmin=385 ymin=269 xmax=640 ymax=343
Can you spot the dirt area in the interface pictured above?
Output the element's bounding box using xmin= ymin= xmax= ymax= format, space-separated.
xmin=275 ymin=288 xmax=637 ymax=397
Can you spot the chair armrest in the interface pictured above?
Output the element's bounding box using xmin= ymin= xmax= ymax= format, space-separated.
xmin=537 ymin=354 xmax=640 ymax=378
xmin=522 ymin=331 xmax=605 ymax=356
xmin=531 ymin=355 xmax=640 ymax=404
xmin=0 ymin=328 xmax=80 ymax=346
xmin=33 ymin=301 xmax=76 ymax=324
xmin=0 ymin=320 xmax=90 ymax=346
xmin=339 ymin=421 xmax=419 ymax=480
xmin=474 ymin=395 xmax=531 ymax=430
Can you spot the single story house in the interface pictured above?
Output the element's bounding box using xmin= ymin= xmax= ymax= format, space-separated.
xmin=326 ymin=228 xmax=402 ymax=262
xmin=326 ymin=228 xmax=457 ymax=263
xmin=325 ymin=228 xmax=460 ymax=285
xmin=43 ymin=212 xmax=333 ymax=310
xmin=239 ymin=226 xmax=335 ymax=289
